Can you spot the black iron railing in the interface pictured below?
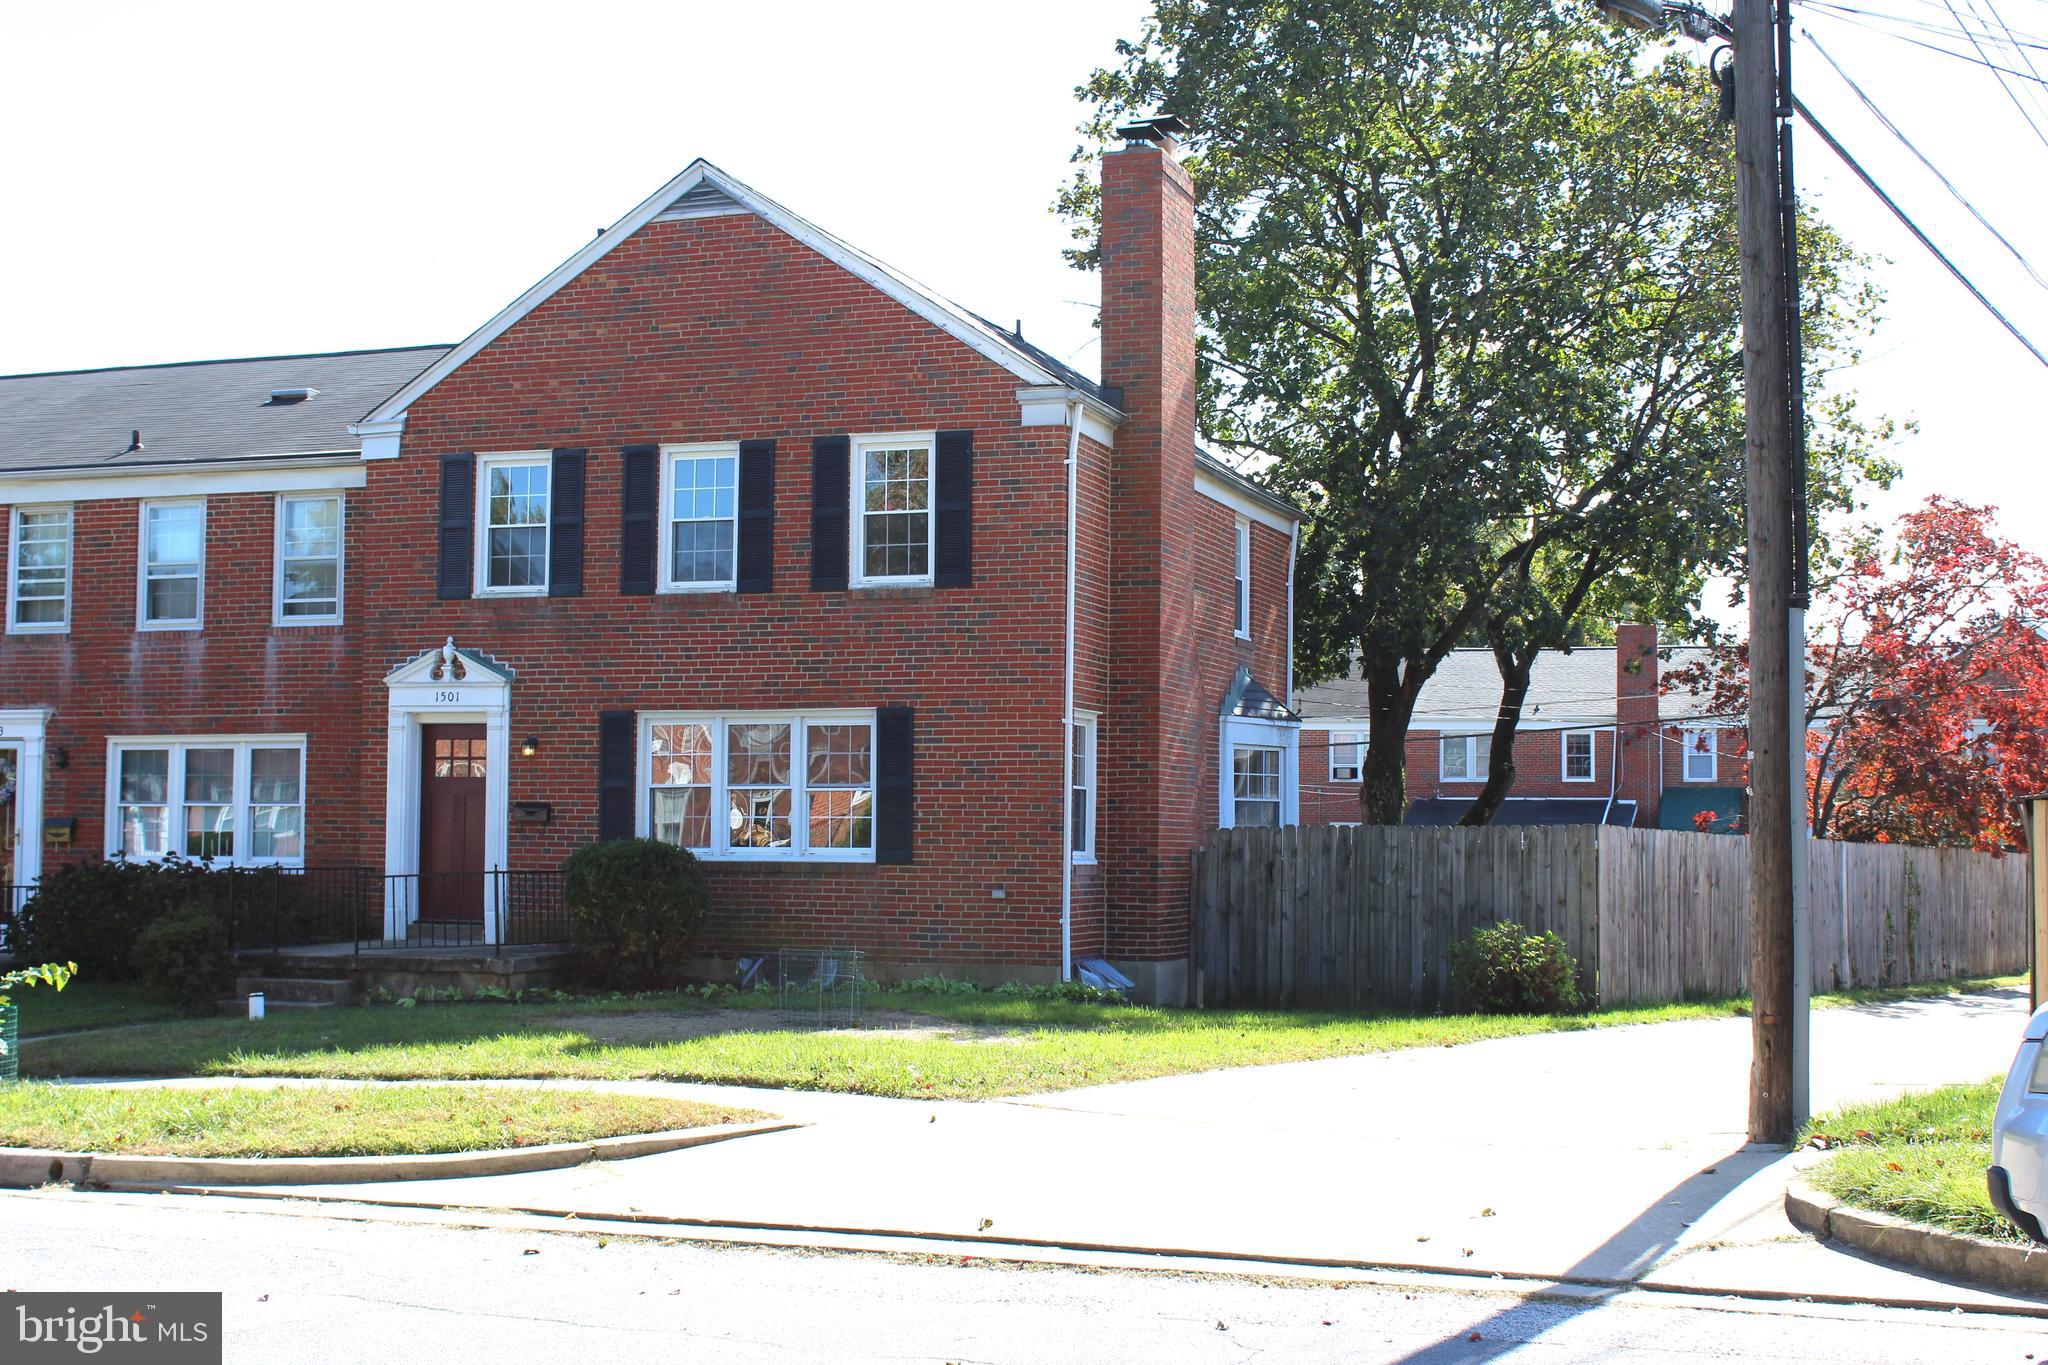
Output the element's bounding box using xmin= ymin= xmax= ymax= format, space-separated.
xmin=362 ymin=870 xmax=570 ymax=951
xmin=0 ymin=883 xmax=27 ymax=954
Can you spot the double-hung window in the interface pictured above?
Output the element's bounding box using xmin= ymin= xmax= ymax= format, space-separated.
xmin=1233 ymin=517 xmax=1251 ymax=638
xmin=1328 ymin=731 xmax=1364 ymax=783
xmin=138 ymin=499 xmax=205 ymax=628
xmin=661 ymin=444 xmax=738 ymax=591
xmin=852 ymin=433 xmax=933 ymax=586
xmin=8 ymin=505 xmax=71 ymax=633
xmin=1439 ymin=734 xmax=1491 ymax=782
xmin=109 ymin=738 xmax=306 ymax=865
xmin=1071 ymin=713 xmax=1098 ymax=861
xmin=476 ymin=453 xmax=550 ymax=594
xmin=642 ymin=711 xmax=875 ymax=860
xmin=275 ymin=493 xmax=343 ymax=624
xmin=1680 ymin=727 xmax=1718 ymax=782
xmin=1231 ymin=745 xmax=1283 ymax=827
xmin=1563 ymin=730 xmax=1596 ymax=782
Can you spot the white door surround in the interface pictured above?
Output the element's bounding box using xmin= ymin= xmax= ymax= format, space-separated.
xmin=382 ymin=640 xmax=513 ymax=944
xmin=0 ymin=707 xmax=51 ymax=894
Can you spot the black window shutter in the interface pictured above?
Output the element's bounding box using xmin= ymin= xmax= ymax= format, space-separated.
xmin=810 ymin=435 xmax=850 ymax=591
xmin=436 ymin=453 xmax=475 ymax=600
xmin=548 ymin=448 xmax=586 ymax=597
xmin=597 ymin=710 xmax=636 ymax=841
xmin=619 ymin=444 xmax=659 ymax=595
xmin=933 ymin=428 xmax=974 ymax=587
xmin=875 ymin=705 xmax=914 ymax=865
xmin=736 ymin=439 xmax=776 ymax=593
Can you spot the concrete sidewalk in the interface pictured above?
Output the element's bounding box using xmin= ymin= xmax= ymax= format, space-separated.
xmin=134 ymin=988 xmax=2045 ymax=1312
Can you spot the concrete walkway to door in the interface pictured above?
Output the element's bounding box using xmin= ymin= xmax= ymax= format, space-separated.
xmin=147 ymin=987 xmax=2043 ymax=1310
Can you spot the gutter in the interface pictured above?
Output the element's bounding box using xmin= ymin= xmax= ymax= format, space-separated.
xmin=1060 ymin=400 xmax=1082 ymax=981
xmin=0 ymin=450 xmax=360 ymax=482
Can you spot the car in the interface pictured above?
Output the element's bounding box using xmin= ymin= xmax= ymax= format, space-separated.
xmin=1989 ymin=998 xmax=2048 ymax=1245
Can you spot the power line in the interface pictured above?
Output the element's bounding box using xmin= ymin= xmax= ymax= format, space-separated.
xmin=1947 ymin=0 xmax=2048 ymax=147
xmin=1801 ymin=0 xmax=2048 ymax=53
xmin=1803 ymin=5 xmax=2048 ymax=82
xmin=1793 ymin=93 xmax=2048 ymax=368
xmin=1803 ymin=28 xmax=2048 ymax=288
xmin=1977 ymin=0 xmax=2048 ymax=129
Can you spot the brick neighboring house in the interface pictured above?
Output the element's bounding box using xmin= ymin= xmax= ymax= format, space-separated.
xmin=1296 ymin=624 xmax=1749 ymax=830
xmin=0 ymin=123 xmax=1301 ymax=1001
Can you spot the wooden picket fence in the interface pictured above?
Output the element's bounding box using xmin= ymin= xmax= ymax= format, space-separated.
xmin=1187 ymin=824 xmax=2028 ymax=1011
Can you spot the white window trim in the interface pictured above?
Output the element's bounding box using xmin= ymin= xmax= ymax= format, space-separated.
xmin=473 ymin=451 xmax=552 ymax=597
xmin=7 ymin=503 xmax=72 ymax=635
xmin=136 ymin=497 xmax=206 ymax=630
xmin=272 ymin=492 xmax=345 ymax=627
xmin=1679 ymin=726 xmax=1719 ymax=783
xmin=1072 ymin=710 xmax=1098 ymax=864
xmin=1328 ymin=730 xmax=1365 ymax=783
xmin=850 ymin=430 xmax=936 ymax=589
xmin=1561 ymin=729 xmax=1597 ymax=783
xmin=103 ymin=734 xmax=308 ymax=867
xmin=1439 ymin=733 xmax=1491 ymax=784
xmin=658 ymin=442 xmax=740 ymax=594
xmin=636 ymin=709 xmax=879 ymax=862
xmin=1219 ymin=715 xmax=1300 ymax=829
xmin=1233 ymin=517 xmax=1251 ymax=640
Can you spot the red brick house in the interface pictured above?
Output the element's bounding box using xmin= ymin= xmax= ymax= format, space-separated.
xmin=0 ymin=122 xmax=1299 ymax=1000
xmin=1296 ymin=625 xmax=1749 ymax=830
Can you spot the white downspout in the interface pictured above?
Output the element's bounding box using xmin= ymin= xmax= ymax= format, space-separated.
xmin=1285 ymin=522 xmax=1298 ymax=704
xmin=1060 ymin=400 xmax=1082 ymax=981
xmin=1602 ymin=721 xmax=1621 ymax=827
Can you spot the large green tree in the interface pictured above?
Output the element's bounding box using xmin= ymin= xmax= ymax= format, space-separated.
xmin=1063 ymin=0 xmax=1893 ymax=823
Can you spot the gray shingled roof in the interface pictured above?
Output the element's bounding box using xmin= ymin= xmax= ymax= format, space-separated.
xmin=1297 ymin=645 xmax=1719 ymax=725
xmin=0 ymin=346 xmax=449 ymax=474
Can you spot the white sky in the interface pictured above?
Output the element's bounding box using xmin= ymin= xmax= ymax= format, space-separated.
xmin=3 ymin=0 xmax=2043 ymax=582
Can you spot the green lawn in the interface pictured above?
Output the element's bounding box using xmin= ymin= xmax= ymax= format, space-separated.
xmin=18 ymin=974 xmax=2022 ymax=1101
xmin=9 ymin=981 xmax=186 ymax=1037
xmin=0 ymin=1083 xmax=764 ymax=1158
xmin=1803 ymin=1078 xmax=2022 ymax=1242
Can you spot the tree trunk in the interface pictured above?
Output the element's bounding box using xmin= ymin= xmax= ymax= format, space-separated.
xmin=1359 ymin=658 xmax=1425 ymax=825
xmin=1460 ymin=648 xmax=1533 ymax=826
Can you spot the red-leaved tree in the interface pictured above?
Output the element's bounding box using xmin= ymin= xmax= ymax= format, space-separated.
xmin=1666 ymin=498 xmax=2048 ymax=851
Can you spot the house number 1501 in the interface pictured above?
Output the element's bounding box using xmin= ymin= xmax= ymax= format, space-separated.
xmin=434 ymin=690 xmax=462 ymax=703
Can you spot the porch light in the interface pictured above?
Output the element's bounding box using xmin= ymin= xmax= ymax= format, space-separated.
xmin=520 ymin=736 xmax=540 ymax=758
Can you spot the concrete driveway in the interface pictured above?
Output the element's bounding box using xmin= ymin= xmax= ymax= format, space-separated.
xmin=148 ymin=987 xmax=2039 ymax=1307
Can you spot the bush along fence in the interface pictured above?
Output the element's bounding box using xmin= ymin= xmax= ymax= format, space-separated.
xmin=1187 ymin=825 xmax=2028 ymax=1011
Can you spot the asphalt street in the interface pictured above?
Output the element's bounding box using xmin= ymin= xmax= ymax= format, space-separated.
xmin=9 ymin=1192 xmax=2047 ymax=1363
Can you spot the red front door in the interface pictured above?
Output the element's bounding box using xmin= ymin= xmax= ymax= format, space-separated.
xmin=420 ymin=724 xmax=486 ymax=922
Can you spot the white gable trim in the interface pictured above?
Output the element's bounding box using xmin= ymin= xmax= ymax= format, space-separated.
xmin=354 ymin=160 xmax=1075 ymax=440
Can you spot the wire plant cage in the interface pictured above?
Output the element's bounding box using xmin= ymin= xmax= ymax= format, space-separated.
xmin=776 ymin=948 xmax=865 ymax=1029
xmin=0 ymin=1002 xmax=18 ymax=1084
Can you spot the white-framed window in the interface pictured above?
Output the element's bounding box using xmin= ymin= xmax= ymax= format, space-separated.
xmin=1328 ymin=731 xmax=1365 ymax=783
xmin=275 ymin=493 xmax=343 ymax=624
xmin=1231 ymin=744 xmax=1284 ymax=826
xmin=1071 ymin=712 xmax=1098 ymax=862
xmin=852 ymin=432 xmax=934 ymax=586
xmin=660 ymin=443 xmax=739 ymax=592
xmin=137 ymin=499 xmax=205 ymax=628
xmin=1562 ymin=730 xmax=1596 ymax=782
xmin=1233 ymin=517 xmax=1251 ymax=638
xmin=475 ymin=452 xmax=551 ymax=595
xmin=107 ymin=737 xmax=306 ymax=865
xmin=1439 ymin=733 xmax=1491 ymax=782
xmin=8 ymin=504 xmax=71 ymax=633
xmin=640 ymin=711 xmax=876 ymax=861
xmin=1680 ymin=727 xmax=1718 ymax=782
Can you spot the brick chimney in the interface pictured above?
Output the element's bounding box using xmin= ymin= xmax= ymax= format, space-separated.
xmin=1099 ymin=115 xmax=1204 ymax=988
xmin=1614 ymin=623 xmax=1661 ymax=824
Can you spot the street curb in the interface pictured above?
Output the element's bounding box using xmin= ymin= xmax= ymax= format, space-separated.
xmin=1786 ymin=1174 xmax=2048 ymax=1300
xmin=0 ymin=1119 xmax=802 ymax=1189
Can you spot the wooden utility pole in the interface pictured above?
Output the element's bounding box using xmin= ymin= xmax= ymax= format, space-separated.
xmin=1734 ymin=0 xmax=1799 ymax=1144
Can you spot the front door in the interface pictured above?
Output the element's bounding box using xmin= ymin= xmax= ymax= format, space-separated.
xmin=419 ymin=724 xmax=486 ymax=922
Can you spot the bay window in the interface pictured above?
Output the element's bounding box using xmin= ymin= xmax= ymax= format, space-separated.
xmin=641 ymin=711 xmax=875 ymax=860
xmin=108 ymin=738 xmax=307 ymax=865
xmin=1231 ymin=745 xmax=1283 ymax=827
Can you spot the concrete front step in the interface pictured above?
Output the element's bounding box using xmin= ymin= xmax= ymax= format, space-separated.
xmin=233 ymin=976 xmax=359 ymax=1006
xmin=214 ymin=996 xmax=339 ymax=1017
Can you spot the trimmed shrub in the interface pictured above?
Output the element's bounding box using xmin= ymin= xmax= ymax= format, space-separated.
xmin=13 ymin=859 xmax=193 ymax=980
xmin=129 ymin=902 xmax=233 ymax=1015
xmin=1449 ymin=921 xmax=1583 ymax=1015
xmin=562 ymin=839 xmax=710 ymax=989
